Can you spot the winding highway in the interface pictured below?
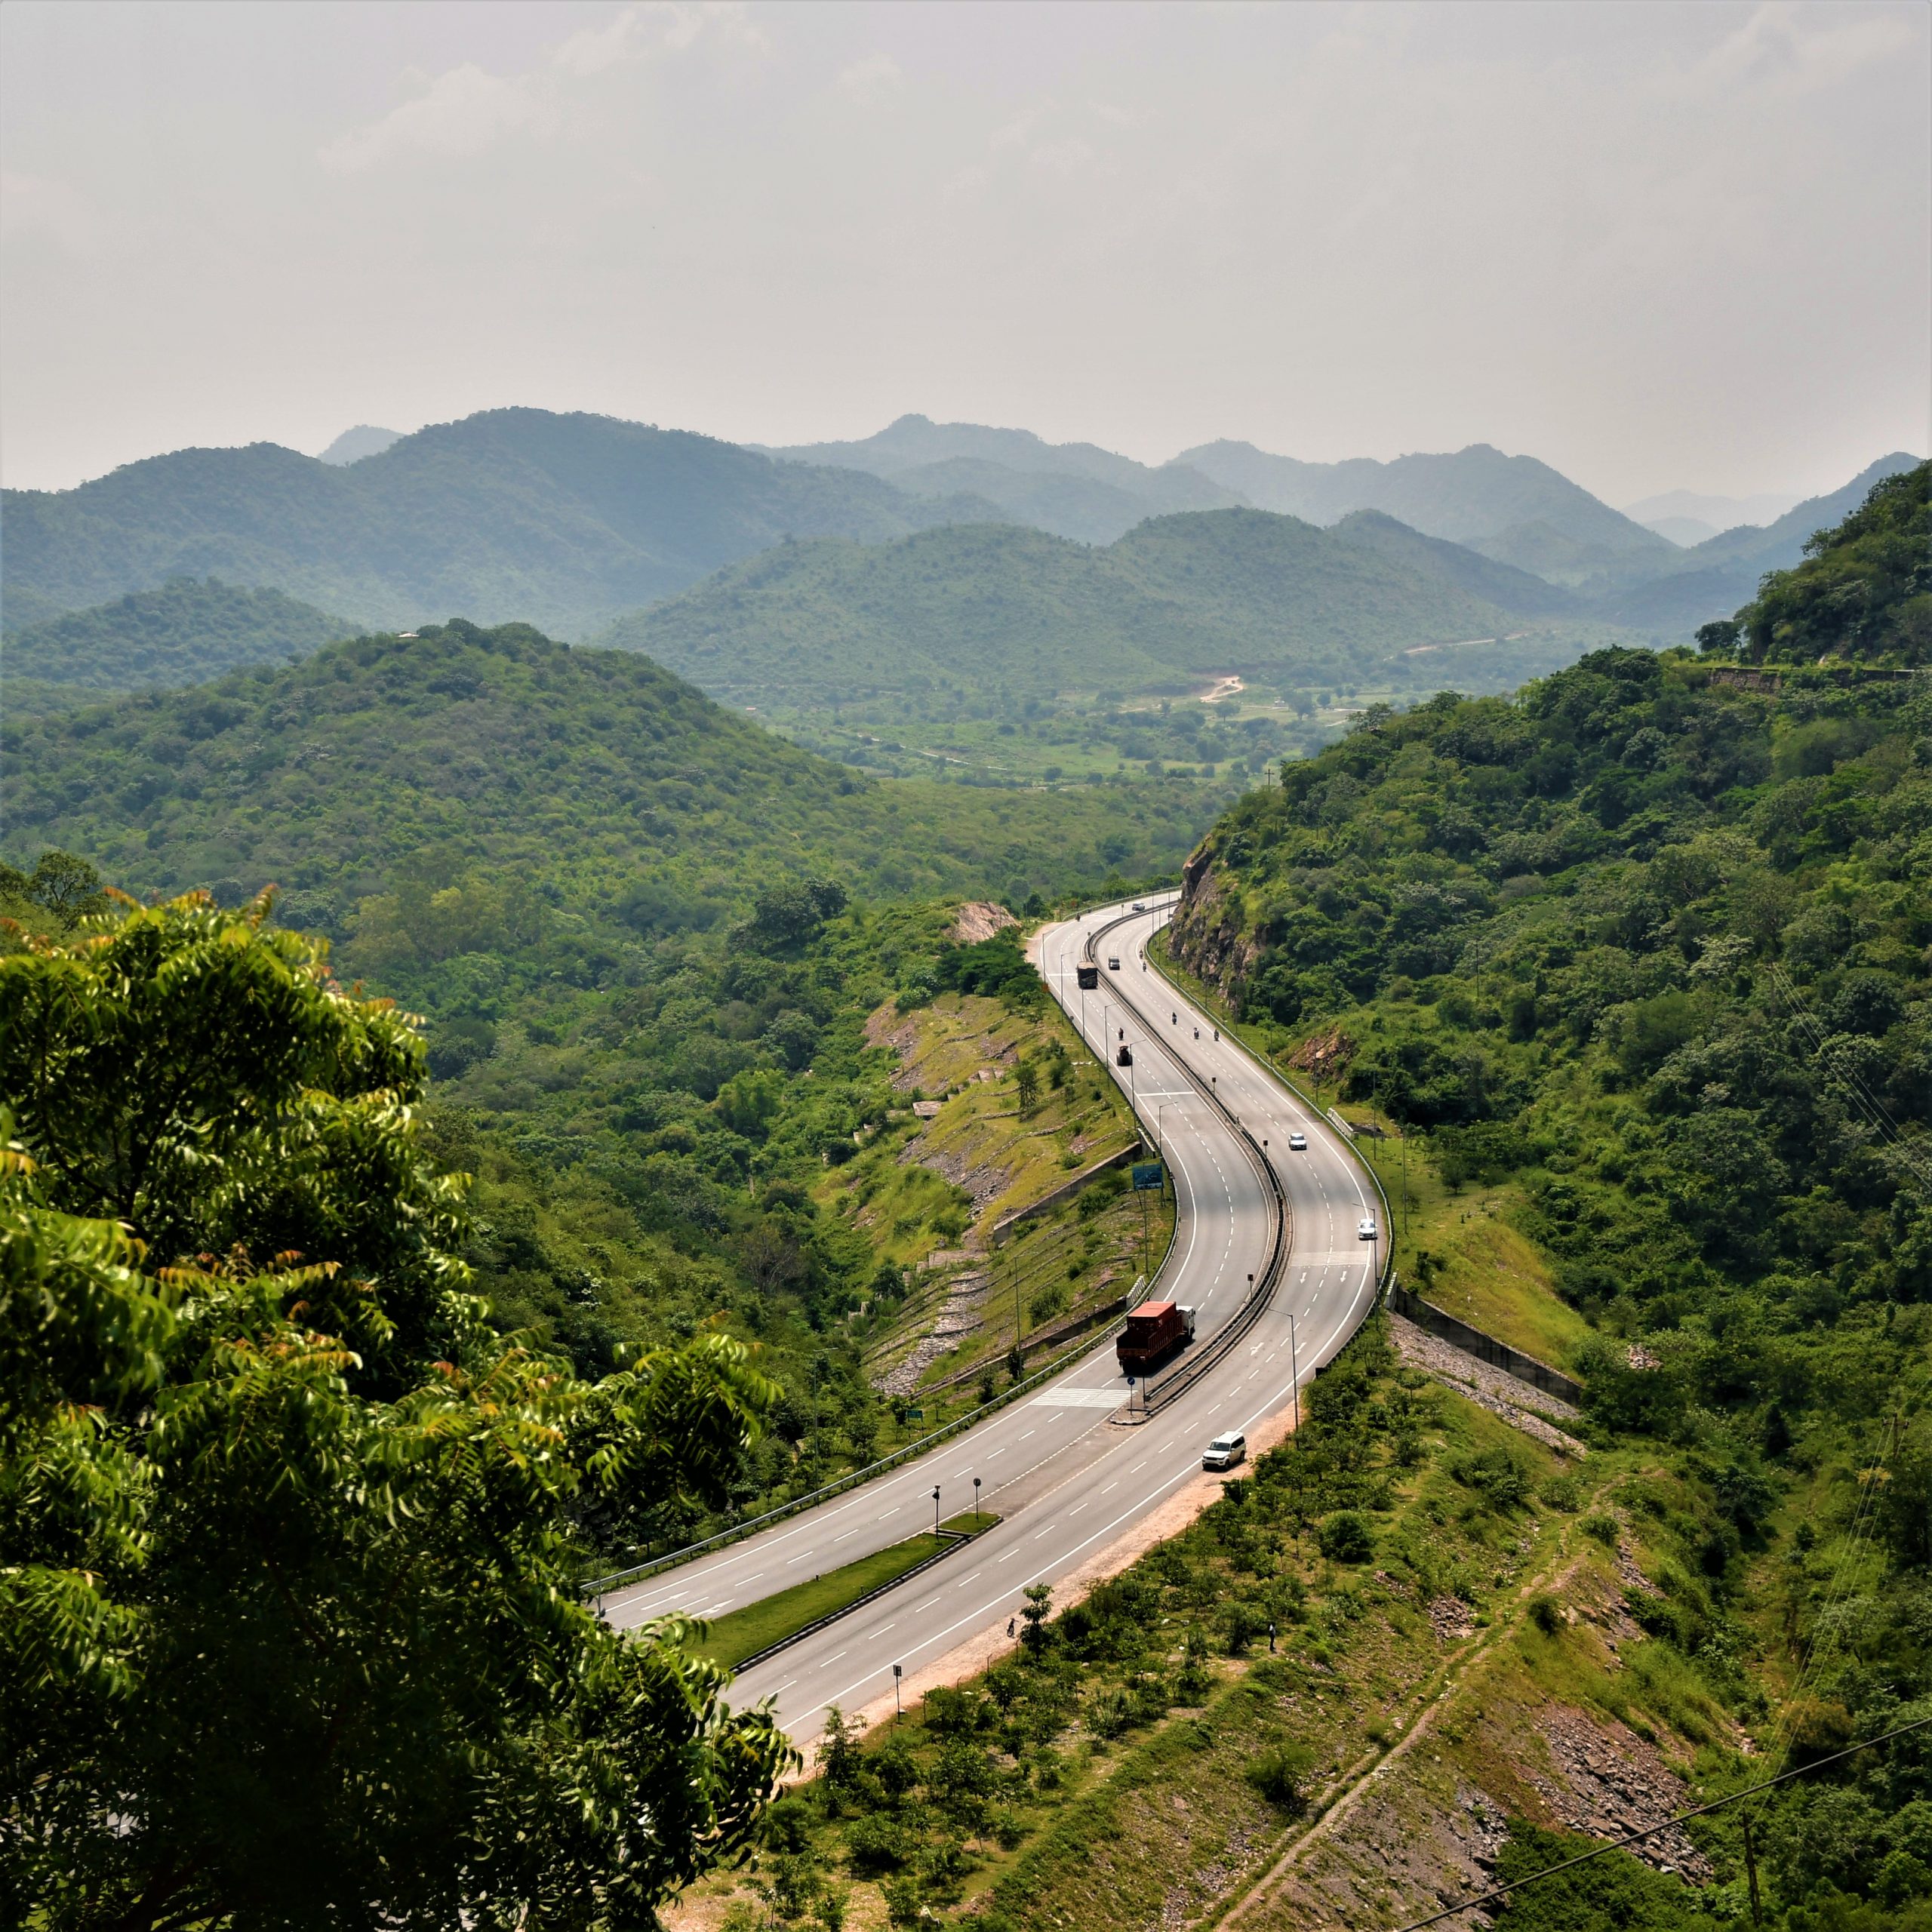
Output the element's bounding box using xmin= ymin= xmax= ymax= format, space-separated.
xmin=600 ymin=895 xmax=1383 ymax=1751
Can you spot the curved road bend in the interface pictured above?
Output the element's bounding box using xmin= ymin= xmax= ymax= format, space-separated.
xmin=600 ymin=896 xmax=1381 ymax=1751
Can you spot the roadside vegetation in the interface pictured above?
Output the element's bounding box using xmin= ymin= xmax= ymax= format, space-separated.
xmin=1140 ymin=468 xmax=1932 ymax=1927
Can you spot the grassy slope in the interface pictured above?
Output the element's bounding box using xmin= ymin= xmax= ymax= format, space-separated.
xmin=835 ymin=989 xmax=1173 ymax=1400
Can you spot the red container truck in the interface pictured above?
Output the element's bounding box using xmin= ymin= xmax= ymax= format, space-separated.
xmin=1116 ymin=1300 xmax=1196 ymax=1377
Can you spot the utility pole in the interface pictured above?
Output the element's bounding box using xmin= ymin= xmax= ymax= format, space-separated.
xmin=1742 ymin=1817 xmax=1763 ymax=1927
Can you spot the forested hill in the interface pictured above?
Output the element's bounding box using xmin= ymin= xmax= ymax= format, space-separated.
xmin=1165 ymin=497 xmax=1930 ymax=1921
xmin=0 ymin=409 xmax=998 ymax=638
xmin=599 ymin=505 xmax=1599 ymax=712
xmin=0 ymin=618 xmax=1219 ymax=940
xmin=1733 ymin=457 xmax=1930 ymax=666
xmin=2 ymin=577 xmax=349 ymax=704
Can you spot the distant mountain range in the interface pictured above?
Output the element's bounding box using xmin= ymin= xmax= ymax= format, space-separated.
xmin=318 ymin=425 xmax=402 ymax=466
xmin=1 ymin=409 xmax=1001 ymax=637
xmin=760 ymin=415 xmax=1242 ymax=545
xmin=1621 ymin=486 xmax=1802 ymax=547
xmin=1174 ymin=437 xmax=1676 ymax=591
xmin=4 ymin=406 xmax=1916 ymax=672
xmin=1588 ymin=453 xmax=1923 ymax=632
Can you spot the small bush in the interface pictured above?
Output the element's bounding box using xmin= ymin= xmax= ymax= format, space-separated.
xmin=845 ymin=1811 xmax=910 ymax=1875
xmin=1582 ymin=1513 xmax=1620 ymax=1546
xmin=1317 ymin=1511 xmax=1375 ymax=1564
xmin=1245 ymin=1740 xmax=1318 ymax=1812
xmin=1527 ymin=1594 xmax=1564 ymax=1637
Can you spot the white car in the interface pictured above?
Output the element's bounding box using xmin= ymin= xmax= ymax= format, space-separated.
xmin=1358 ymin=1216 xmax=1379 ymax=1241
xmin=1203 ymin=1430 xmax=1247 ymax=1471
xmin=1287 ymin=1131 xmax=1307 ymax=1152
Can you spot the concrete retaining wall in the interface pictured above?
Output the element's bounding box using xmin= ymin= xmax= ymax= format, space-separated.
xmin=1387 ymin=1283 xmax=1584 ymax=1407
xmin=989 ymin=1140 xmax=1146 ymax=1244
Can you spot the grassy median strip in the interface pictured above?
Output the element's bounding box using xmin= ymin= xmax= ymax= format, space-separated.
xmin=691 ymin=1515 xmax=1000 ymax=1672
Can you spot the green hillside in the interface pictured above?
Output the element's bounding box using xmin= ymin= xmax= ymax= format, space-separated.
xmin=1164 ymin=495 xmax=1931 ymax=1930
xmin=2 ymin=577 xmax=349 ymax=703
xmin=0 ymin=618 xmax=1220 ymax=933
xmin=0 ymin=408 xmax=998 ymax=638
xmin=598 ymin=506 xmax=1619 ymax=780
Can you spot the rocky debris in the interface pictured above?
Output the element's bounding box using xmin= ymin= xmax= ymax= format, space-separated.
xmin=1429 ymin=1595 xmax=1478 ymax=1642
xmin=1389 ymin=1312 xmax=1586 ymax=1459
xmin=1627 ymin=1343 xmax=1662 ymax=1371
xmin=1530 ymin=1706 xmax=1711 ymax=1881
xmin=1279 ymin=1024 xmax=1358 ymax=1083
xmin=901 ymin=1140 xmax=1011 ymax=1214
xmin=1264 ymin=1774 xmax=1509 ymax=1932
xmin=912 ymin=1100 xmax=943 ymax=1118
xmin=1158 ymin=1823 xmax=1264 ymax=1929
xmin=952 ymin=900 xmax=1018 ymax=944
xmin=872 ymin=1269 xmax=990 ymax=1396
xmin=1616 ymin=1536 xmax=1657 ymax=1603
xmin=1457 ymin=1785 xmax=1512 ymax=1867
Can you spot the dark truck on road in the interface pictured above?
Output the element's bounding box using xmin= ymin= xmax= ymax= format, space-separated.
xmin=1117 ymin=1299 xmax=1196 ymax=1377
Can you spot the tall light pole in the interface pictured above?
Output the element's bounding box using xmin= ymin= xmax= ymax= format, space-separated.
xmin=1288 ymin=1312 xmax=1300 ymax=1432
xmin=932 ymin=1485 xmax=941 ymax=1537
xmin=974 ymin=1475 xmax=983 ymax=1521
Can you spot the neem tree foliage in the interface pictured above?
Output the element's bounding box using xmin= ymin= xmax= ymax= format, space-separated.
xmin=0 ymin=895 xmax=792 ymax=1930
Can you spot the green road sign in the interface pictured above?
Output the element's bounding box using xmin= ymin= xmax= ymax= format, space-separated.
xmin=1132 ymin=1162 xmax=1164 ymax=1191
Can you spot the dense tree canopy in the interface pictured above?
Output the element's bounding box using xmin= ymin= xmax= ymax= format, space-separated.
xmin=1740 ymin=460 xmax=1930 ymax=667
xmin=0 ymin=896 xmax=792 ymax=1930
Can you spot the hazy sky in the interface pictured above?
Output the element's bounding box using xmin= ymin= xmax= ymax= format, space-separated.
xmin=3 ymin=0 xmax=1927 ymax=503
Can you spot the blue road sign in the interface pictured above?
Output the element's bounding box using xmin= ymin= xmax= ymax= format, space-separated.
xmin=1132 ymin=1162 xmax=1164 ymax=1191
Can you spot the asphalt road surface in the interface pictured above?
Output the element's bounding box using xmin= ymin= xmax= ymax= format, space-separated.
xmin=600 ymin=895 xmax=1383 ymax=1751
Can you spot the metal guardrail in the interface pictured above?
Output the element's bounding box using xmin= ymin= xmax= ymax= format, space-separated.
xmin=725 ymin=1518 xmax=994 ymax=1675
xmin=579 ymin=892 xmax=1226 ymax=1602
xmin=1075 ymin=902 xmax=1289 ymax=1422
xmin=1142 ymin=919 xmax=1398 ymax=1307
xmin=582 ymin=1314 xmax=1128 ymax=1602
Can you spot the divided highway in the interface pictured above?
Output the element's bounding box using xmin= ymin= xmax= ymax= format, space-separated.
xmin=600 ymin=895 xmax=1383 ymax=1751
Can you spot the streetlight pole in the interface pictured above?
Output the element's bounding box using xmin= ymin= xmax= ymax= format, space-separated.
xmin=893 ymin=1663 xmax=903 ymax=1721
xmin=1288 ymin=1312 xmax=1300 ymax=1432
xmin=932 ymin=1485 xmax=941 ymax=1537
xmin=974 ymin=1475 xmax=983 ymax=1523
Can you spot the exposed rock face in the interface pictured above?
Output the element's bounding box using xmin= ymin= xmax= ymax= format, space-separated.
xmin=1168 ymin=843 xmax=1256 ymax=1002
xmin=952 ymin=900 xmax=1018 ymax=944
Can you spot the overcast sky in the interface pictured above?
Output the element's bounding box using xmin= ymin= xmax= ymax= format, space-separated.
xmin=3 ymin=0 xmax=1927 ymax=503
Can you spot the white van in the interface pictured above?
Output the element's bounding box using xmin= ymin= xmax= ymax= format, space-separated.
xmin=1287 ymin=1131 xmax=1307 ymax=1151
xmin=1203 ymin=1431 xmax=1247 ymax=1471
xmin=1358 ymin=1215 xmax=1379 ymax=1241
